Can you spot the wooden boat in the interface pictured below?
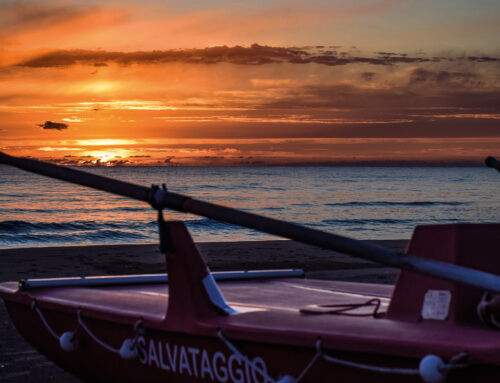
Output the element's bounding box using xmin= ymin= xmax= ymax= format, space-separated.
xmin=1 ymin=152 xmax=500 ymax=383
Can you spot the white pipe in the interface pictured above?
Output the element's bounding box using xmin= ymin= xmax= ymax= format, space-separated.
xmin=19 ymin=269 xmax=305 ymax=290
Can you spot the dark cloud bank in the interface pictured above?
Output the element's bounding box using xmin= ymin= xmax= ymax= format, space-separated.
xmin=17 ymin=44 xmax=500 ymax=68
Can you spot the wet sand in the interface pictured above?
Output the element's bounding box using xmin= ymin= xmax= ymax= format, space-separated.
xmin=0 ymin=239 xmax=407 ymax=382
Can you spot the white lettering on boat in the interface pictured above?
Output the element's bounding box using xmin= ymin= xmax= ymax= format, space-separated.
xmin=136 ymin=336 xmax=269 ymax=383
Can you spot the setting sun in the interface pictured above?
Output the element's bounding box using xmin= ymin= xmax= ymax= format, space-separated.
xmin=79 ymin=149 xmax=135 ymax=165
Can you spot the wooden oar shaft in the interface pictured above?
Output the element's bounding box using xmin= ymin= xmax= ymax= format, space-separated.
xmin=2 ymin=151 xmax=500 ymax=294
xmin=0 ymin=152 xmax=150 ymax=202
xmin=163 ymin=194 xmax=500 ymax=294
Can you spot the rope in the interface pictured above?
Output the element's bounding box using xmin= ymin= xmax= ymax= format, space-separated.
xmin=318 ymin=339 xmax=469 ymax=375
xmin=31 ymin=300 xmax=60 ymax=340
xmin=218 ymin=330 xmax=279 ymax=383
xmin=294 ymin=348 xmax=321 ymax=382
xmin=31 ymin=300 xmax=141 ymax=357
xmin=301 ymin=298 xmax=382 ymax=317
xmin=32 ymin=299 xmax=468 ymax=379
xmin=440 ymin=352 xmax=469 ymax=372
xmin=77 ymin=309 xmax=120 ymax=354
xmin=217 ymin=330 xmax=420 ymax=381
xmin=217 ymin=332 xmax=469 ymax=383
xmin=315 ymin=339 xmax=419 ymax=375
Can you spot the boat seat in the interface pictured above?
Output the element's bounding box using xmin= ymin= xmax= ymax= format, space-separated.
xmin=388 ymin=224 xmax=500 ymax=324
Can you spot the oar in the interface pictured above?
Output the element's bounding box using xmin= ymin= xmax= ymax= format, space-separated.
xmin=486 ymin=156 xmax=500 ymax=172
xmin=1 ymin=151 xmax=500 ymax=293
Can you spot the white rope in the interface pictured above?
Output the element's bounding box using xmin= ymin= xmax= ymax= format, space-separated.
xmin=32 ymin=300 xmax=468 ymax=378
xmin=294 ymin=349 xmax=321 ymax=382
xmin=218 ymin=331 xmax=420 ymax=382
xmin=31 ymin=300 xmax=60 ymax=340
xmin=77 ymin=309 xmax=120 ymax=354
xmin=217 ymin=332 xmax=468 ymax=383
xmin=31 ymin=300 xmax=140 ymax=358
xmin=217 ymin=331 xmax=420 ymax=382
xmin=218 ymin=330 xmax=279 ymax=383
xmin=316 ymin=339 xmax=419 ymax=375
xmin=316 ymin=339 xmax=469 ymax=380
xmin=217 ymin=331 xmax=335 ymax=383
xmin=32 ymin=300 xmax=141 ymax=357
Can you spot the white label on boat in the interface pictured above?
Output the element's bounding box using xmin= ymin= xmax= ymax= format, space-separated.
xmin=421 ymin=290 xmax=452 ymax=320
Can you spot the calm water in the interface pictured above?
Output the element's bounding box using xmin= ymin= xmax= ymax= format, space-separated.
xmin=0 ymin=166 xmax=499 ymax=248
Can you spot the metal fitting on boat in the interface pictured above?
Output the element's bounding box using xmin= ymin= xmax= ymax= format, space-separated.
xmin=477 ymin=292 xmax=500 ymax=328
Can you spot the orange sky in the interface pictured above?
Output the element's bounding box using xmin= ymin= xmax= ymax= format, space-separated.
xmin=1 ymin=0 xmax=499 ymax=166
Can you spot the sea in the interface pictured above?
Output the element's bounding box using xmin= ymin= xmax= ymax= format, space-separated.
xmin=0 ymin=166 xmax=499 ymax=249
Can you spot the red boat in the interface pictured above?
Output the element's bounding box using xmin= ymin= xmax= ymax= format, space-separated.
xmin=1 ymin=152 xmax=500 ymax=383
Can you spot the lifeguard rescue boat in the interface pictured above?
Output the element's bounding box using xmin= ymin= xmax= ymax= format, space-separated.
xmin=1 ymin=152 xmax=500 ymax=383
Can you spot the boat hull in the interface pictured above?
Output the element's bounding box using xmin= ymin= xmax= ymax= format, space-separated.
xmin=5 ymin=299 xmax=500 ymax=383
xmin=3 ymin=223 xmax=500 ymax=382
xmin=2 ymin=154 xmax=500 ymax=382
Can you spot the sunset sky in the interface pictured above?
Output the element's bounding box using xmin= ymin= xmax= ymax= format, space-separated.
xmin=1 ymin=0 xmax=499 ymax=166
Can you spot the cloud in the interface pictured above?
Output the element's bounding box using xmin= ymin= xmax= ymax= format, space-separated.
xmin=0 ymin=2 xmax=129 ymax=61
xmin=164 ymin=156 xmax=175 ymax=164
xmin=361 ymin=71 xmax=376 ymax=81
xmin=17 ymin=45 xmax=499 ymax=70
xmin=466 ymin=56 xmax=500 ymax=63
xmin=290 ymin=83 xmax=498 ymax=110
xmin=16 ymin=45 xmax=435 ymax=68
xmin=38 ymin=121 xmax=68 ymax=131
xmin=0 ymin=2 xmax=129 ymax=36
xmin=1 ymin=2 xmax=95 ymax=32
xmin=409 ymin=68 xmax=481 ymax=86
xmin=0 ymin=0 xmax=409 ymax=55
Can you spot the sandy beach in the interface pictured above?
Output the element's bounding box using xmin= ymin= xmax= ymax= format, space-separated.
xmin=0 ymin=239 xmax=407 ymax=382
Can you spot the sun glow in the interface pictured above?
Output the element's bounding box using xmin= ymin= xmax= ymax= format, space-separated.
xmin=67 ymin=101 xmax=180 ymax=111
xmin=82 ymin=149 xmax=135 ymax=165
xmin=78 ymin=81 xmax=118 ymax=94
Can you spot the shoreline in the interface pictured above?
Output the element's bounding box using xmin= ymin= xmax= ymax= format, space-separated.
xmin=0 ymin=239 xmax=408 ymax=382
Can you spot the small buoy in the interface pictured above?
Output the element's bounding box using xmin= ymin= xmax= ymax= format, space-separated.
xmin=59 ymin=331 xmax=77 ymax=352
xmin=120 ymin=338 xmax=137 ymax=360
xmin=276 ymin=376 xmax=295 ymax=383
xmin=419 ymin=354 xmax=447 ymax=383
